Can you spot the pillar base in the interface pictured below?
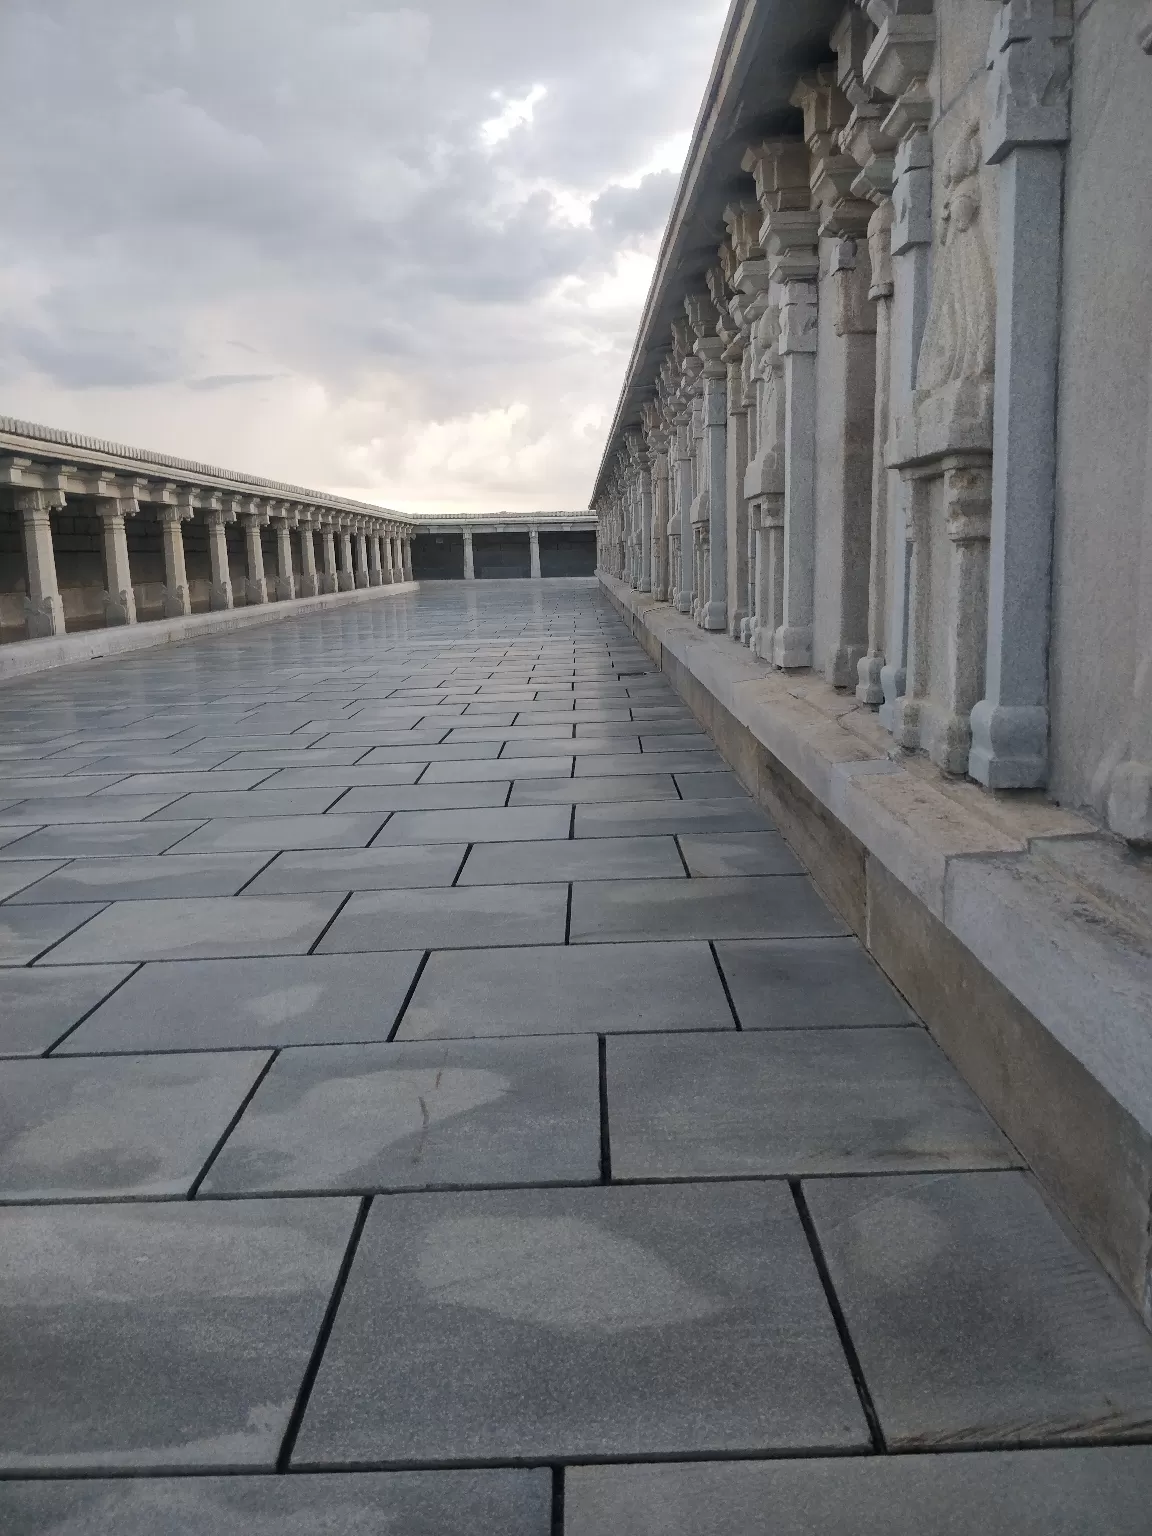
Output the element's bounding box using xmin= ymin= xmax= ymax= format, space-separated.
xmin=337 ymin=572 xmax=355 ymax=592
xmin=245 ymin=579 xmax=267 ymax=606
xmin=968 ymin=701 xmax=1049 ymax=790
xmin=161 ymin=586 xmax=190 ymax=619
xmin=102 ymin=591 xmax=136 ymax=627
xmin=209 ymin=582 xmax=234 ymax=612
xmin=1107 ymin=761 xmax=1152 ymax=848
xmin=856 ymin=652 xmax=885 ymax=707
xmin=24 ymin=595 xmax=63 ymax=639
xmin=297 ymin=574 xmax=319 ymax=599
xmin=827 ymin=643 xmax=867 ymax=691
xmin=701 ymin=601 xmax=727 ymax=632
xmin=772 ymin=624 xmax=812 ymax=670
xmin=878 ymin=662 xmax=907 ymax=732
xmin=355 ymin=572 xmax=369 ymax=589
xmin=368 ymin=570 xmax=382 ymax=587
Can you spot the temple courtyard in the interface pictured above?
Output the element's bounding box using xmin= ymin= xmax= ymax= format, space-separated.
xmin=1 ymin=578 xmax=1152 ymax=1533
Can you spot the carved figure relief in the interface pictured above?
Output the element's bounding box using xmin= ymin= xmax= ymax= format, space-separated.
xmin=912 ymin=119 xmax=995 ymax=454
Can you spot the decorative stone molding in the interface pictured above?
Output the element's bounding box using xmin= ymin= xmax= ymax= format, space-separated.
xmin=985 ymin=0 xmax=1072 ymax=165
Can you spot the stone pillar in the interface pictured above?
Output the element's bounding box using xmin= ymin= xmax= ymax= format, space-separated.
xmin=463 ymin=527 xmax=475 ymax=580
xmin=368 ymin=531 xmax=383 ymax=586
xmin=338 ymin=521 xmax=355 ymax=591
xmin=857 ymin=202 xmax=896 ymax=704
xmin=204 ymin=509 xmax=235 ymax=610
xmin=650 ymin=424 xmax=671 ymax=602
xmin=970 ymin=1 xmax=1072 ymax=789
xmin=297 ymin=516 xmax=319 ymax=598
xmin=275 ymin=515 xmax=296 ymax=601
xmin=380 ymin=530 xmax=395 ymax=584
xmin=673 ymin=412 xmax=695 ymax=613
xmin=529 ymin=526 xmax=542 ymax=580
xmin=16 ymin=489 xmax=65 ymax=638
xmin=96 ymin=494 xmax=137 ymax=626
xmin=321 ymin=519 xmax=338 ymax=594
xmin=354 ymin=524 xmax=370 ymax=588
xmin=159 ymin=505 xmax=192 ymax=617
xmin=768 ymin=217 xmax=820 ymax=669
xmin=402 ymin=537 xmax=413 ymax=582
xmin=242 ymin=508 xmax=268 ymax=605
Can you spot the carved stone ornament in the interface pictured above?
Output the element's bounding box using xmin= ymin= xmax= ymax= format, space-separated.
xmin=985 ymin=0 xmax=1072 ymax=164
xmin=905 ymin=119 xmax=995 ymax=460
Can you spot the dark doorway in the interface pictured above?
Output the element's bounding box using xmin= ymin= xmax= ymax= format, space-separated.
xmin=412 ymin=532 xmax=465 ymax=579
xmin=474 ymin=531 xmax=531 ymax=579
xmin=539 ymin=530 xmax=596 ymax=577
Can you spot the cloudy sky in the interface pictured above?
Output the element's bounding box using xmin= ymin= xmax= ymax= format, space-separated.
xmin=0 ymin=1 xmax=727 ymax=514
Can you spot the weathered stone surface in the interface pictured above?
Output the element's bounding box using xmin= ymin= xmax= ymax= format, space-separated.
xmin=57 ymin=953 xmax=424 ymax=1052
xmin=293 ymin=1182 xmax=868 ymax=1464
xmin=318 ymin=884 xmax=568 ymax=952
xmin=46 ymin=895 xmax=344 ymax=963
xmin=169 ymin=815 xmax=385 ymax=852
xmin=9 ymin=853 xmax=269 ymax=903
xmin=574 ymin=798 xmax=773 ymax=838
xmin=459 ymin=835 xmax=685 ymax=883
xmin=806 ymin=1172 xmax=1152 ymax=1448
xmin=0 ymin=965 xmax=137 ymax=1055
xmin=714 ymin=936 xmax=914 ymax=1028
xmin=201 ymin=1036 xmax=600 ymax=1194
xmin=0 ymin=1052 xmax=269 ymax=1198
xmin=569 ymin=875 xmax=847 ymax=942
xmin=607 ymin=1029 xmax=1017 ymax=1179
xmin=566 ymin=1448 xmax=1152 ymax=1536
xmin=0 ymin=1198 xmax=357 ymax=1472
xmin=0 ymin=1469 xmax=552 ymax=1535
xmin=0 ymin=904 xmax=106 ymax=966
xmin=372 ymin=805 xmax=571 ymax=845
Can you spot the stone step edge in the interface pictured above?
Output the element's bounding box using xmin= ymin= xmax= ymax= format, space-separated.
xmin=0 ymin=581 xmax=420 ymax=683
xmin=600 ymin=571 xmax=1152 ymax=1325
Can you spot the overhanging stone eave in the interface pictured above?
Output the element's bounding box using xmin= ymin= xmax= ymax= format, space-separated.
xmin=0 ymin=415 xmax=411 ymax=525
xmin=589 ymin=0 xmax=843 ymax=507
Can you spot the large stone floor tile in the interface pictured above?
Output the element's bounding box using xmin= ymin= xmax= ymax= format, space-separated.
xmin=512 ymin=735 xmax=641 ymax=757
xmin=676 ymin=771 xmax=749 ymax=798
xmin=575 ymin=751 xmax=726 ymax=777
xmin=202 ymin=1036 xmax=599 ymax=1195
xmin=574 ymin=798 xmax=774 ymax=838
xmin=513 ymin=774 xmax=681 ymax=805
xmin=570 ymin=876 xmax=848 ymax=943
xmin=0 ymin=1197 xmax=357 ymax=1473
xmin=1 ymin=795 xmax=187 ymax=825
xmin=0 ymin=965 xmax=137 ymax=1055
xmin=715 ymin=936 xmax=916 ymax=1029
xmin=0 ymin=1052 xmax=269 ymax=1199
xmin=8 ymin=853 xmax=270 ymax=904
xmin=372 ymin=805 xmax=571 ymax=845
xmin=0 ymin=904 xmax=106 ymax=966
xmin=0 ymin=1468 xmax=552 ymax=1535
xmin=293 ymin=1181 xmax=868 ymax=1465
xmin=44 ymin=895 xmax=344 ymax=963
xmin=678 ymin=830 xmax=803 ymax=876
xmin=94 ymin=771 xmax=276 ymax=795
xmin=608 ymin=1028 xmax=1017 ymax=1179
xmin=219 ymin=747 xmax=378 ymax=768
xmin=421 ymin=755 xmax=573 ymax=783
xmin=148 ymin=788 xmax=344 ymax=820
xmin=0 ymin=774 xmax=135 ymax=798
xmin=459 ymin=835 xmax=684 ymax=884
xmin=443 ymin=723 xmax=575 ymax=743
xmin=807 ymin=1171 xmax=1152 ymax=1449
xmin=173 ymin=814 xmax=384 ymax=853
xmin=565 ymin=1448 xmax=1152 ymax=1536
xmin=0 ymin=822 xmax=208 ymax=859
xmin=337 ymin=782 xmax=511 ymax=813
xmin=241 ymin=764 xmax=425 ymax=790
xmin=398 ymin=940 xmax=733 ymax=1039
xmin=357 ymin=742 xmax=503 ymax=763
xmin=317 ymin=884 xmax=567 ymax=952
xmin=58 ymin=952 xmax=424 ymax=1053
xmin=637 ymin=733 xmax=711 ymax=751
xmin=246 ymin=843 xmax=466 ymax=894
xmin=0 ymin=860 xmax=67 ymax=900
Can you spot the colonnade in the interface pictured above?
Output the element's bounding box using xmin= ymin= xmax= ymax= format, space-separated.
xmin=1 ymin=452 xmax=413 ymax=641
xmin=595 ymin=1 xmax=1083 ymax=799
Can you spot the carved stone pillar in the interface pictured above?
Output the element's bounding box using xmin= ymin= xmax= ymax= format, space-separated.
xmin=353 ymin=523 xmax=370 ymax=588
xmin=274 ymin=513 xmax=297 ymax=601
xmin=16 ymin=489 xmax=65 ymax=638
xmin=368 ymin=531 xmax=383 ymax=586
xmin=336 ymin=520 xmax=355 ymax=591
xmin=673 ymin=408 xmax=695 ymax=613
xmin=647 ymin=405 xmax=671 ymax=603
xmin=159 ymin=504 xmax=192 ymax=617
xmin=969 ymin=0 xmax=1072 ymax=789
xmin=96 ymin=494 xmax=137 ymax=626
xmin=320 ymin=518 xmax=338 ymax=594
xmin=297 ymin=515 xmax=319 ymax=598
xmin=240 ymin=507 xmax=268 ymax=605
xmin=205 ymin=508 xmax=235 ymax=609
xmin=529 ymin=526 xmax=542 ymax=581
xmin=380 ymin=529 xmax=395 ymax=584
xmin=462 ymin=527 xmax=475 ymax=580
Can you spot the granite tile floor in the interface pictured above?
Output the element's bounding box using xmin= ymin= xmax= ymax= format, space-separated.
xmin=1 ymin=579 xmax=1151 ymax=1532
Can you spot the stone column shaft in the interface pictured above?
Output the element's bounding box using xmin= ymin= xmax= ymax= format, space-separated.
xmin=205 ymin=514 xmax=234 ymax=610
xmin=160 ymin=509 xmax=191 ymax=617
xmin=354 ymin=528 xmax=370 ymax=588
xmin=402 ymin=538 xmax=413 ymax=582
xmin=368 ymin=533 xmax=383 ymax=586
xmin=701 ymin=367 xmax=728 ymax=631
xmin=773 ymin=279 xmax=818 ymax=668
xmin=529 ymin=527 xmax=542 ymax=580
xmin=462 ymin=528 xmax=475 ymax=580
xmin=298 ymin=522 xmax=319 ymax=598
xmin=322 ymin=526 xmax=338 ymax=593
xmin=243 ymin=515 xmax=268 ymax=605
xmin=98 ymin=499 xmax=137 ymax=626
xmin=674 ymin=425 xmax=694 ymax=612
xmin=17 ymin=491 xmax=65 ymax=638
xmin=275 ymin=521 xmax=296 ymax=601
